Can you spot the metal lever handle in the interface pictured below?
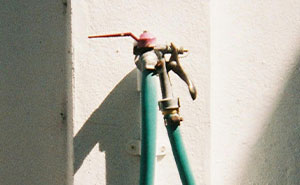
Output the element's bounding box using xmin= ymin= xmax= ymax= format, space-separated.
xmin=166 ymin=43 xmax=197 ymax=100
xmin=154 ymin=45 xmax=188 ymax=55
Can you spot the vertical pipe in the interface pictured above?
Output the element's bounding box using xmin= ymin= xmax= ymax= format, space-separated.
xmin=158 ymin=58 xmax=173 ymax=99
xmin=139 ymin=70 xmax=157 ymax=185
xmin=165 ymin=115 xmax=196 ymax=185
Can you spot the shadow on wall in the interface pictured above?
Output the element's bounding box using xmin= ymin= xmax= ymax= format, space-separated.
xmin=240 ymin=56 xmax=300 ymax=184
xmin=74 ymin=69 xmax=141 ymax=185
xmin=0 ymin=1 xmax=71 ymax=185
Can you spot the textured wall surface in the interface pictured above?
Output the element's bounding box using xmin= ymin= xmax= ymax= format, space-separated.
xmin=211 ymin=1 xmax=300 ymax=184
xmin=72 ymin=0 xmax=210 ymax=185
xmin=0 ymin=1 xmax=72 ymax=185
xmin=2 ymin=1 xmax=299 ymax=185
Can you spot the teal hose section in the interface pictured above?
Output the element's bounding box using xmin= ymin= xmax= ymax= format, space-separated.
xmin=165 ymin=115 xmax=196 ymax=185
xmin=139 ymin=70 xmax=157 ymax=185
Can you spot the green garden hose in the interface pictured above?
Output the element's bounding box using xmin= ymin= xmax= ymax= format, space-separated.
xmin=139 ymin=70 xmax=157 ymax=185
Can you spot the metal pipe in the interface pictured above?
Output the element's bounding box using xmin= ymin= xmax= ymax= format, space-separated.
xmin=157 ymin=58 xmax=173 ymax=99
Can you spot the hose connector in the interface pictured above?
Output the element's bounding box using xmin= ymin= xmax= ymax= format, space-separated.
xmin=158 ymin=98 xmax=180 ymax=114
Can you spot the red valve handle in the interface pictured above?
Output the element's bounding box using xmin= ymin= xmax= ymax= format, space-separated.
xmin=88 ymin=32 xmax=139 ymax=41
xmin=88 ymin=31 xmax=156 ymax=48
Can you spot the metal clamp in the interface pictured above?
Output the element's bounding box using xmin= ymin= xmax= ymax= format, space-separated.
xmin=158 ymin=98 xmax=180 ymax=112
xmin=127 ymin=140 xmax=166 ymax=156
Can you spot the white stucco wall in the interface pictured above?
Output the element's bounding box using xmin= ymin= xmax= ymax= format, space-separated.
xmin=2 ymin=1 xmax=299 ymax=185
xmin=72 ymin=0 xmax=210 ymax=185
xmin=211 ymin=1 xmax=300 ymax=184
xmin=0 ymin=1 xmax=72 ymax=185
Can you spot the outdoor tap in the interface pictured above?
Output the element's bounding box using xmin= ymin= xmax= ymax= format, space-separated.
xmin=88 ymin=31 xmax=197 ymax=100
